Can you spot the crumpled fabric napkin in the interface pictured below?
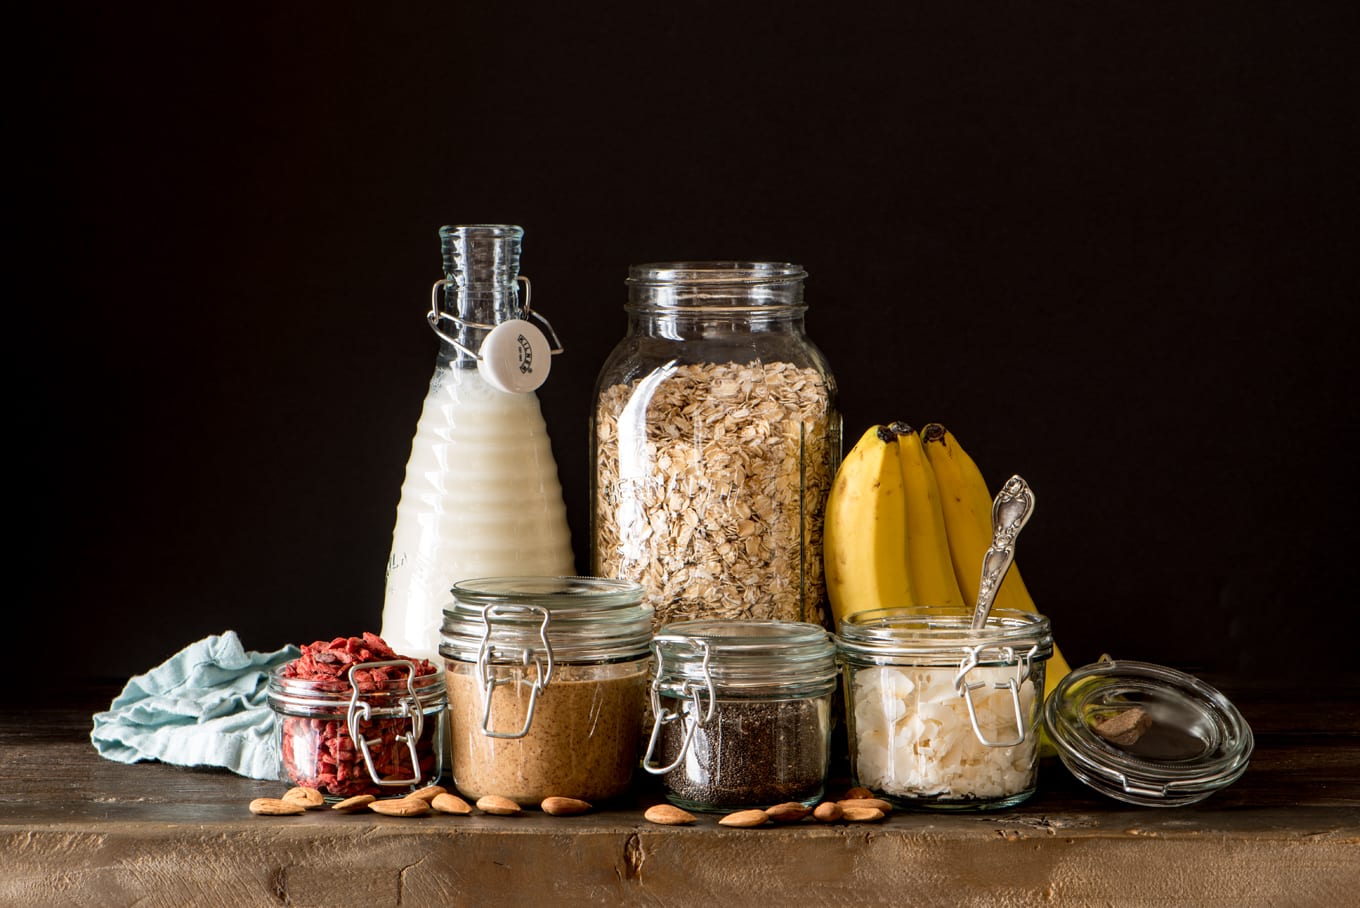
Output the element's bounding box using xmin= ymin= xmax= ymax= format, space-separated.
xmin=90 ymin=630 xmax=300 ymax=781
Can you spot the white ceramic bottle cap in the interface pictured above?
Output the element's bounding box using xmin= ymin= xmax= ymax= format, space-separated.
xmin=477 ymin=318 xmax=552 ymax=393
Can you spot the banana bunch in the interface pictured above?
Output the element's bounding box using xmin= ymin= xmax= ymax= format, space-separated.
xmin=823 ymin=421 xmax=1071 ymax=700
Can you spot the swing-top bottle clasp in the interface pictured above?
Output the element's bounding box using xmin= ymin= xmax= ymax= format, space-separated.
xmin=427 ymin=275 xmax=565 ymax=394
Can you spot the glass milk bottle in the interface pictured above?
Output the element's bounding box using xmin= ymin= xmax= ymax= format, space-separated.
xmin=381 ymin=225 xmax=576 ymax=663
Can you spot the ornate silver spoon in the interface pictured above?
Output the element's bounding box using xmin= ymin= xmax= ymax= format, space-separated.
xmin=970 ymin=475 xmax=1036 ymax=630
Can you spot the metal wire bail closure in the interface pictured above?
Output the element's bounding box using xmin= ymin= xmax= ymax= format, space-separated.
xmin=476 ymin=604 xmax=554 ymax=739
xmin=427 ymin=275 xmax=564 ymax=393
xmin=952 ymin=643 xmax=1038 ymax=748
xmin=344 ymin=660 xmax=426 ymax=786
xmin=642 ymin=636 xmax=717 ymax=775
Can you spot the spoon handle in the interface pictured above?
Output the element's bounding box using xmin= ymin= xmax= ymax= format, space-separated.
xmin=970 ymin=475 xmax=1036 ymax=630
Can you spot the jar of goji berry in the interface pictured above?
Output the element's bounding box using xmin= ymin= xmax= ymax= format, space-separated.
xmin=267 ymin=635 xmax=446 ymax=800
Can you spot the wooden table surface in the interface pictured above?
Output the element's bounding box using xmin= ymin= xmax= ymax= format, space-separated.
xmin=2 ymin=681 xmax=1357 ymax=907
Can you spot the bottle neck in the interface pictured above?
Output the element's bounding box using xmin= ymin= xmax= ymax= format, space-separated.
xmin=437 ymin=224 xmax=527 ymax=364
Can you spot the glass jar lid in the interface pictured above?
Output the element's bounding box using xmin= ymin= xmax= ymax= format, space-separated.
xmin=834 ymin=606 xmax=1054 ymax=667
xmin=1042 ymin=658 xmax=1254 ymax=807
xmin=440 ymin=575 xmax=652 ymax=665
xmin=651 ymin=619 xmax=837 ymax=695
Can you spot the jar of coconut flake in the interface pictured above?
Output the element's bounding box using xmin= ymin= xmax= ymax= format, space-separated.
xmin=590 ymin=262 xmax=840 ymax=631
xmin=835 ymin=606 xmax=1053 ymax=811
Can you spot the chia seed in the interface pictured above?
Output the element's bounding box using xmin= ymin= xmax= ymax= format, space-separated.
xmin=657 ymin=695 xmax=831 ymax=810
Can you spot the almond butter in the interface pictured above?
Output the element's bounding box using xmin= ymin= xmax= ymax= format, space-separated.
xmin=765 ymin=803 xmax=811 ymax=823
xmin=249 ymin=797 xmax=306 ymax=816
xmin=331 ymin=795 xmax=376 ymax=813
xmin=843 ymin=786 xmax=874 ymax=800
xmin=813 ymin=801 xmax=843 ymax=823
xmin=430 ymin=792 xmax=473 ymax=815
xmin=644 ymin=803 xmax=697 ymax=826
xmin=369 ymin=797 xmax=431 ymax=817
xmin=476 ymin=795 xmax=522 ymax=816
xmin=842 ymin=806 xmax=886 ymax=822
xmin=837 ymin=797 xmax=893 ymax=814
xmin=282 ymin=786 xmax=325 ymax=809
xmin=541 ymin=796 xmax=592 ymax=816
xmin=408 ymin=784 xmax=448 ymax=803
xmin=718 ymin=809 xmax=769 ymax=828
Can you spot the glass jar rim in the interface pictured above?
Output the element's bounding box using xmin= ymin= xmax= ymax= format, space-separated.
xmin=626 ymin=261 xmax=807 ymax=285
xmin=834 ymin=606 xmax=1054 ymax=665
xmin=651 ymin=619 xmax=837 ymax=692
xmin=267 ymin=664 xmax=446 ymax=714
xmin=441 ymin=575 xmax=654 ymax=664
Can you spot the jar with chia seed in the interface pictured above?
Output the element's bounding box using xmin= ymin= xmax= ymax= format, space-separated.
xmin=440 ymin=576 xmax=653 ymax=806
xmin=643 ymin=619 xmax=836 ymax=811
xmin=835 ymin=606 xmax=1053 ymax=811
xmin=590 ymin=263 xmax=840 ymax=632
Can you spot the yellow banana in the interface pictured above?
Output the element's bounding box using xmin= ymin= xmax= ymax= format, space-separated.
xmin=889 ymin=421 xmax=966 ymax=608
xmin=921 ymin=423 xmax=1072 ymax=703
xmin=823 ymin=425 xmax=914 ymax=628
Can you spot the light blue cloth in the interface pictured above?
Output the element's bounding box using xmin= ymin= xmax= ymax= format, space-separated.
xmin=91 ymin=631 xmax=300 ymax=781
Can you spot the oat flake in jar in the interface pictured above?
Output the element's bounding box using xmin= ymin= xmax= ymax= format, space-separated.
xmin=440 ymin=576 xmax=653 ymax=805
xmin=836 ymin=606 xmax=1053 ymax=811
xmin=590 ymin=262 xmax=840 ymax=630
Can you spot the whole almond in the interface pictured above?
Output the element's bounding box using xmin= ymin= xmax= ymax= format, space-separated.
xmin=644 ymin=804 xmax=697 ymax=826
xmin=249 ymin=797 xmax=306 ymax=816
xmin=282 ymin=786 xmax=325 ymax=809
xmin=477 ymin=795 xmax=522 ymax=816
xmin=408 ymin=784 xmax=448 ymax=803
xmin=332 ymin=795 xmax=376 ymax=813
xmin=843 ymin=786 xmax=874 ymax=800
xmin=813 ymin=801 xmax=843 ymax=823
xmin=541 ymin=796 xmax=592 ymax=816
xmin=837 ymin=797 xmax=893 ymax=814
xmin=718 ymin=809 xmax=769 ymax=828
xmin=431 ymin=793 xmax=473 ymax=815
xmin=369 ymin=797 xmax=431 ymax=817
xmin=842 ymin=806 xmax=886 ymax=822
xmin=765 ymin=803 xmax=811 ymax=823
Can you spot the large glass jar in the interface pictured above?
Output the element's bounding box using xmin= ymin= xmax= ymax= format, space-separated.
xmin=643 ymin=619 xmax=837 ymax=811
xmin=591 ymin=262 xmax=840 ymax=630
xmin=440 ymin=576 xmax=653 ymax=806
xmin=836 ymin=606 xmax=1053 ymax=811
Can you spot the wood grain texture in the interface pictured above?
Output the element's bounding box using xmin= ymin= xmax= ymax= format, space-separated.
xmin=2 ymin=684 xmax=1356 ymax=906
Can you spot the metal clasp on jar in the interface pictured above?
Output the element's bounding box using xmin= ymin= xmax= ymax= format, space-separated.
xmin=345 ymin=659 xmax=427 ymax=787
xmin=476 ymin=603 xmax=554 ymax=739
xmin=642 ymin=636 xmax=717 ymax=775
xmin=953 ymin=643 xmax=1039 ymax=748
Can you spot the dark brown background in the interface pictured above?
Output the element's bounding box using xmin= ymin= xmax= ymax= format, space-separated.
xmin=17 ymin=2 xmax=1356 ymax=693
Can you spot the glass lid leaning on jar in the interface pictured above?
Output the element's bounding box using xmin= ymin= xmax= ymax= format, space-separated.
xmin=590 ymin=262 xmax=840 ymax=631
xmin=837 ymin=607 xmax=1254 ymax=811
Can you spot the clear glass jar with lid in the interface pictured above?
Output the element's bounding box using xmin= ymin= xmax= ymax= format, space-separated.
xmin=440 ymin=576 xmax=653 ymax=805
xmin=835 ymin=606 xmax=1053 ymax=811
xmin=267 ymin=657 xmax=446 ymax=800
xmin=590 ymin=262 xmax=840 ymax=631
xmin=643 ymin=619 xmax=837 ymax=811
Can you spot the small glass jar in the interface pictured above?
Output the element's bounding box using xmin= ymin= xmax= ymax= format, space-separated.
xmin=643 ymin=619 xmax=836 ymax=811
xmin=440 ymin=576 xmax=653 ymax=805
xmin=267 ymin=661 xmax=446 ymax=800
xmin=590 ymin=262 xmax=840 ymax=631
xmin=836 ymin=606 xmax=1052 ymax=811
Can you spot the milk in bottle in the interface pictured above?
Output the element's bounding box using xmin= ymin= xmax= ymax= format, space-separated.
xmin=381 ymin=225 xmax=575 ymax=663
